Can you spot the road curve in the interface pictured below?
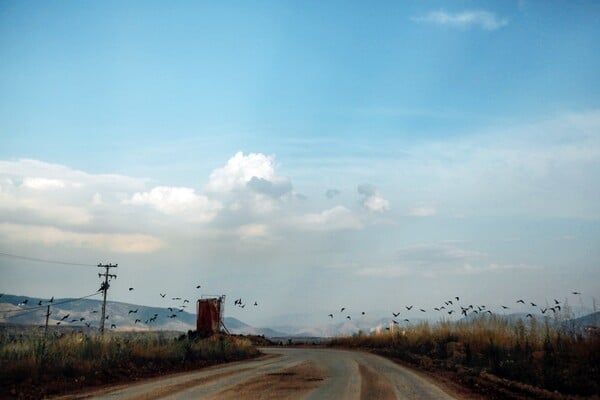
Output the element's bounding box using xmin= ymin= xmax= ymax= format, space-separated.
xmin=57 ymin=347 xmax=457 ymax=400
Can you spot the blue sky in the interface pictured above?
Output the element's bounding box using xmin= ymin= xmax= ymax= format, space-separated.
xmin=1 ymin=1 xmax=599 ymax=328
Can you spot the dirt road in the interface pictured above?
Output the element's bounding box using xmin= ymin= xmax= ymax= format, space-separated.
xmin=59 ymin=347 xmax=457 ymax=400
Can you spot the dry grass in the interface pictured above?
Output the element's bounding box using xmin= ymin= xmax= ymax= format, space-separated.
xmin=0 ymin=331 xmax=259 ymax=398
xmin=331 ymin=315 xmax=600 ymax=396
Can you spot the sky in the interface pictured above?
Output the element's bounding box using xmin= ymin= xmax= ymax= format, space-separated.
xmin=1 ymin=1 xmax=599 ymax=328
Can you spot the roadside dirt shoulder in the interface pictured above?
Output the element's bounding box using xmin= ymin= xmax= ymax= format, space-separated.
xmin=370 ymin=349 xmax=591 ymax=400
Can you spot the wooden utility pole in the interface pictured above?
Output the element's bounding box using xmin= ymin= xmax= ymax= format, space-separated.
xmin=44 ymin=305 xmax=51 ymax=338
xmin=98 ymin=263 xmax=117 ymax=335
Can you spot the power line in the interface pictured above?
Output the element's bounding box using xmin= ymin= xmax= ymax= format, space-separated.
xmin=1 ymin=292 xmax=102 ymax=316
xmin=0 ymin=251 xmax=97 ymax=267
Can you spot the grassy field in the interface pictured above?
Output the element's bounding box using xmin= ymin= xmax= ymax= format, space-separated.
xmin=331 ymin=315 xmax=599 ymax=397
xmin=0 ymin=330 xmax=260 ymax=399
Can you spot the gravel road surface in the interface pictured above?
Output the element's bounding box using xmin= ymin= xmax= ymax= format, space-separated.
xmin=57 ymin=347 xmax=458 ymax=400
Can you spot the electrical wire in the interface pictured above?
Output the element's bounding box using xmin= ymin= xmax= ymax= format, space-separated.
xmin=0 ymin=291 xmax=102 ymax=317
xmin=0 ymin=251 xmax=98 ymax=267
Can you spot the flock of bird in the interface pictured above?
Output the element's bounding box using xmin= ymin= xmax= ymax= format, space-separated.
xmin=327 ymin=291 xmax=585 ymax=326
xmin=5 ymin=282 xmax=262 ymax=330
xmin=2 ymin=288 xmax=586 ymax=332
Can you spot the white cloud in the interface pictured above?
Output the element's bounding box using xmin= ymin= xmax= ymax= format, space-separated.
xmin=290 ymin=206 xmax=363 ymax=231
xmin=0 ymin=159 xmax=147 ymax=191
xmin=0 ymin=223 xmax=163 ymax=253
xmin=456 ymin=263 xmax=541 ymax=274
xmin=356 ymin=265 xmax=411 ymax=278
xmin=236 ymin=223 xmax=269 ymax=239
xmin=21 ymin=177 xmax=66 ymax=190
xmin=0 ymin=185 xmax=92 ymax=225
xmin=407 ymin=206 xmax=437 ymax=217
xmin=207 ymin=152 xmax=275 ymax=193
xmin=412 ymin=10 xmax=508 ymax=31
xmin=357 ymin=184 xmax=390 ymax=212
xmin=126 ymin=186 xmax=222 ymax=222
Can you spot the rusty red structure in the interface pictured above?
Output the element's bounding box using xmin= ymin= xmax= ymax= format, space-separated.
xmin=196 ymin=295 xmax=228 ymax=335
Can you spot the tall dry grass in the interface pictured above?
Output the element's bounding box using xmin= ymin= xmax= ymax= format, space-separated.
xmin=0 ymin=331 xmax=259 ymax=397
xmin=331 ymin=315 xmax=600 ymax=396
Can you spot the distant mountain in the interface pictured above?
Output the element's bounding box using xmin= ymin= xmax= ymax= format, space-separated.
xmin=0 ymin=294 xmax=285 ymax=337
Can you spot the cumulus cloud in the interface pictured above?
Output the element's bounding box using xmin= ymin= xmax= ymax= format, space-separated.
xmin=412 ymin=10 xmax=508 ymax=31
xmin=0 ymin=223 xmax=163 ymax=253
xmin=207 ymin=152 xmax=276 ymax=193
xmin=126 ymin=186 xmax=222 ymax=222
xmin=290 ymin=206 xmax=363 ymax=231
xmin=246 ymin=176 xmax=292 ymax=198
xmin=357 ymin=184 xmax=390 ymax=212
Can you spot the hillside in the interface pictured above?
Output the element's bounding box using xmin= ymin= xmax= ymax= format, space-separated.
xmin=0 ymin=294 xmax=286 ymax=337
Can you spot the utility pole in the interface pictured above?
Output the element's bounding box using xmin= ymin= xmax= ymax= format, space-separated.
xmin=98 ymin=263 xmax=117 ymax=335
xmin=44 ymin=305 xmax=51 ymax=338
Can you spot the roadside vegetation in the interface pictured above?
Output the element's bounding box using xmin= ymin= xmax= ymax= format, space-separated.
xmin=0 ymin=331 xmax=259 ymax=399
xmin=331 ymin=315 xmax=599 ymax=398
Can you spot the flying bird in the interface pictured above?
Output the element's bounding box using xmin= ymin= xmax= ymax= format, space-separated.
xmin=516 ymin=299 xmax=525 ymax=304
xmin=361 ymin=311 xmax=365 ymax=315
xmin=160 ymin=293 xmax=166 ymax=298
xmin=346 ymin=316 xmax=351 ymax=320
xmin=129 ymin=287 xmax=134 ymax=291
xmin=393 ymin=312 xmax=400 ymax=317
xmin=328 ymin=314 xmax=333 ymax=318
xmin=172 ymin=297 xmax=181 ymax=300
xmin=254 ymin=302 xmax=258 ymax=306
xmin=340 ymin=307 xmax=346 ymax=313
xmin=572 ymin=291 xmax=581 ymax=295
xmin=135 ymin=319 xmax=141 ymax=324
xmin=455 ymin=297 xmax=460 ymax=301
xmin=38 ymin=300 xmax=43 ymax=306
xmin=420 ymin=309 xmax=426 ymax=312
xmin=406 ymin=305 xmax=413 ymax=310
xmin=111 ymin=324 xmax=116 ymax=328
xmin=61 ymin=314 xmax=70 ymax=321
xmin=526 ymin=314 xmax=533 ymax=318
xmin=196 ymin=285 xmax=201 ymax=288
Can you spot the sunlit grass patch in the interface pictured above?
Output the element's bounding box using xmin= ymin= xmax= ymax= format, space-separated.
xmin=331 ymin=315 xmax=600 ymax=396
